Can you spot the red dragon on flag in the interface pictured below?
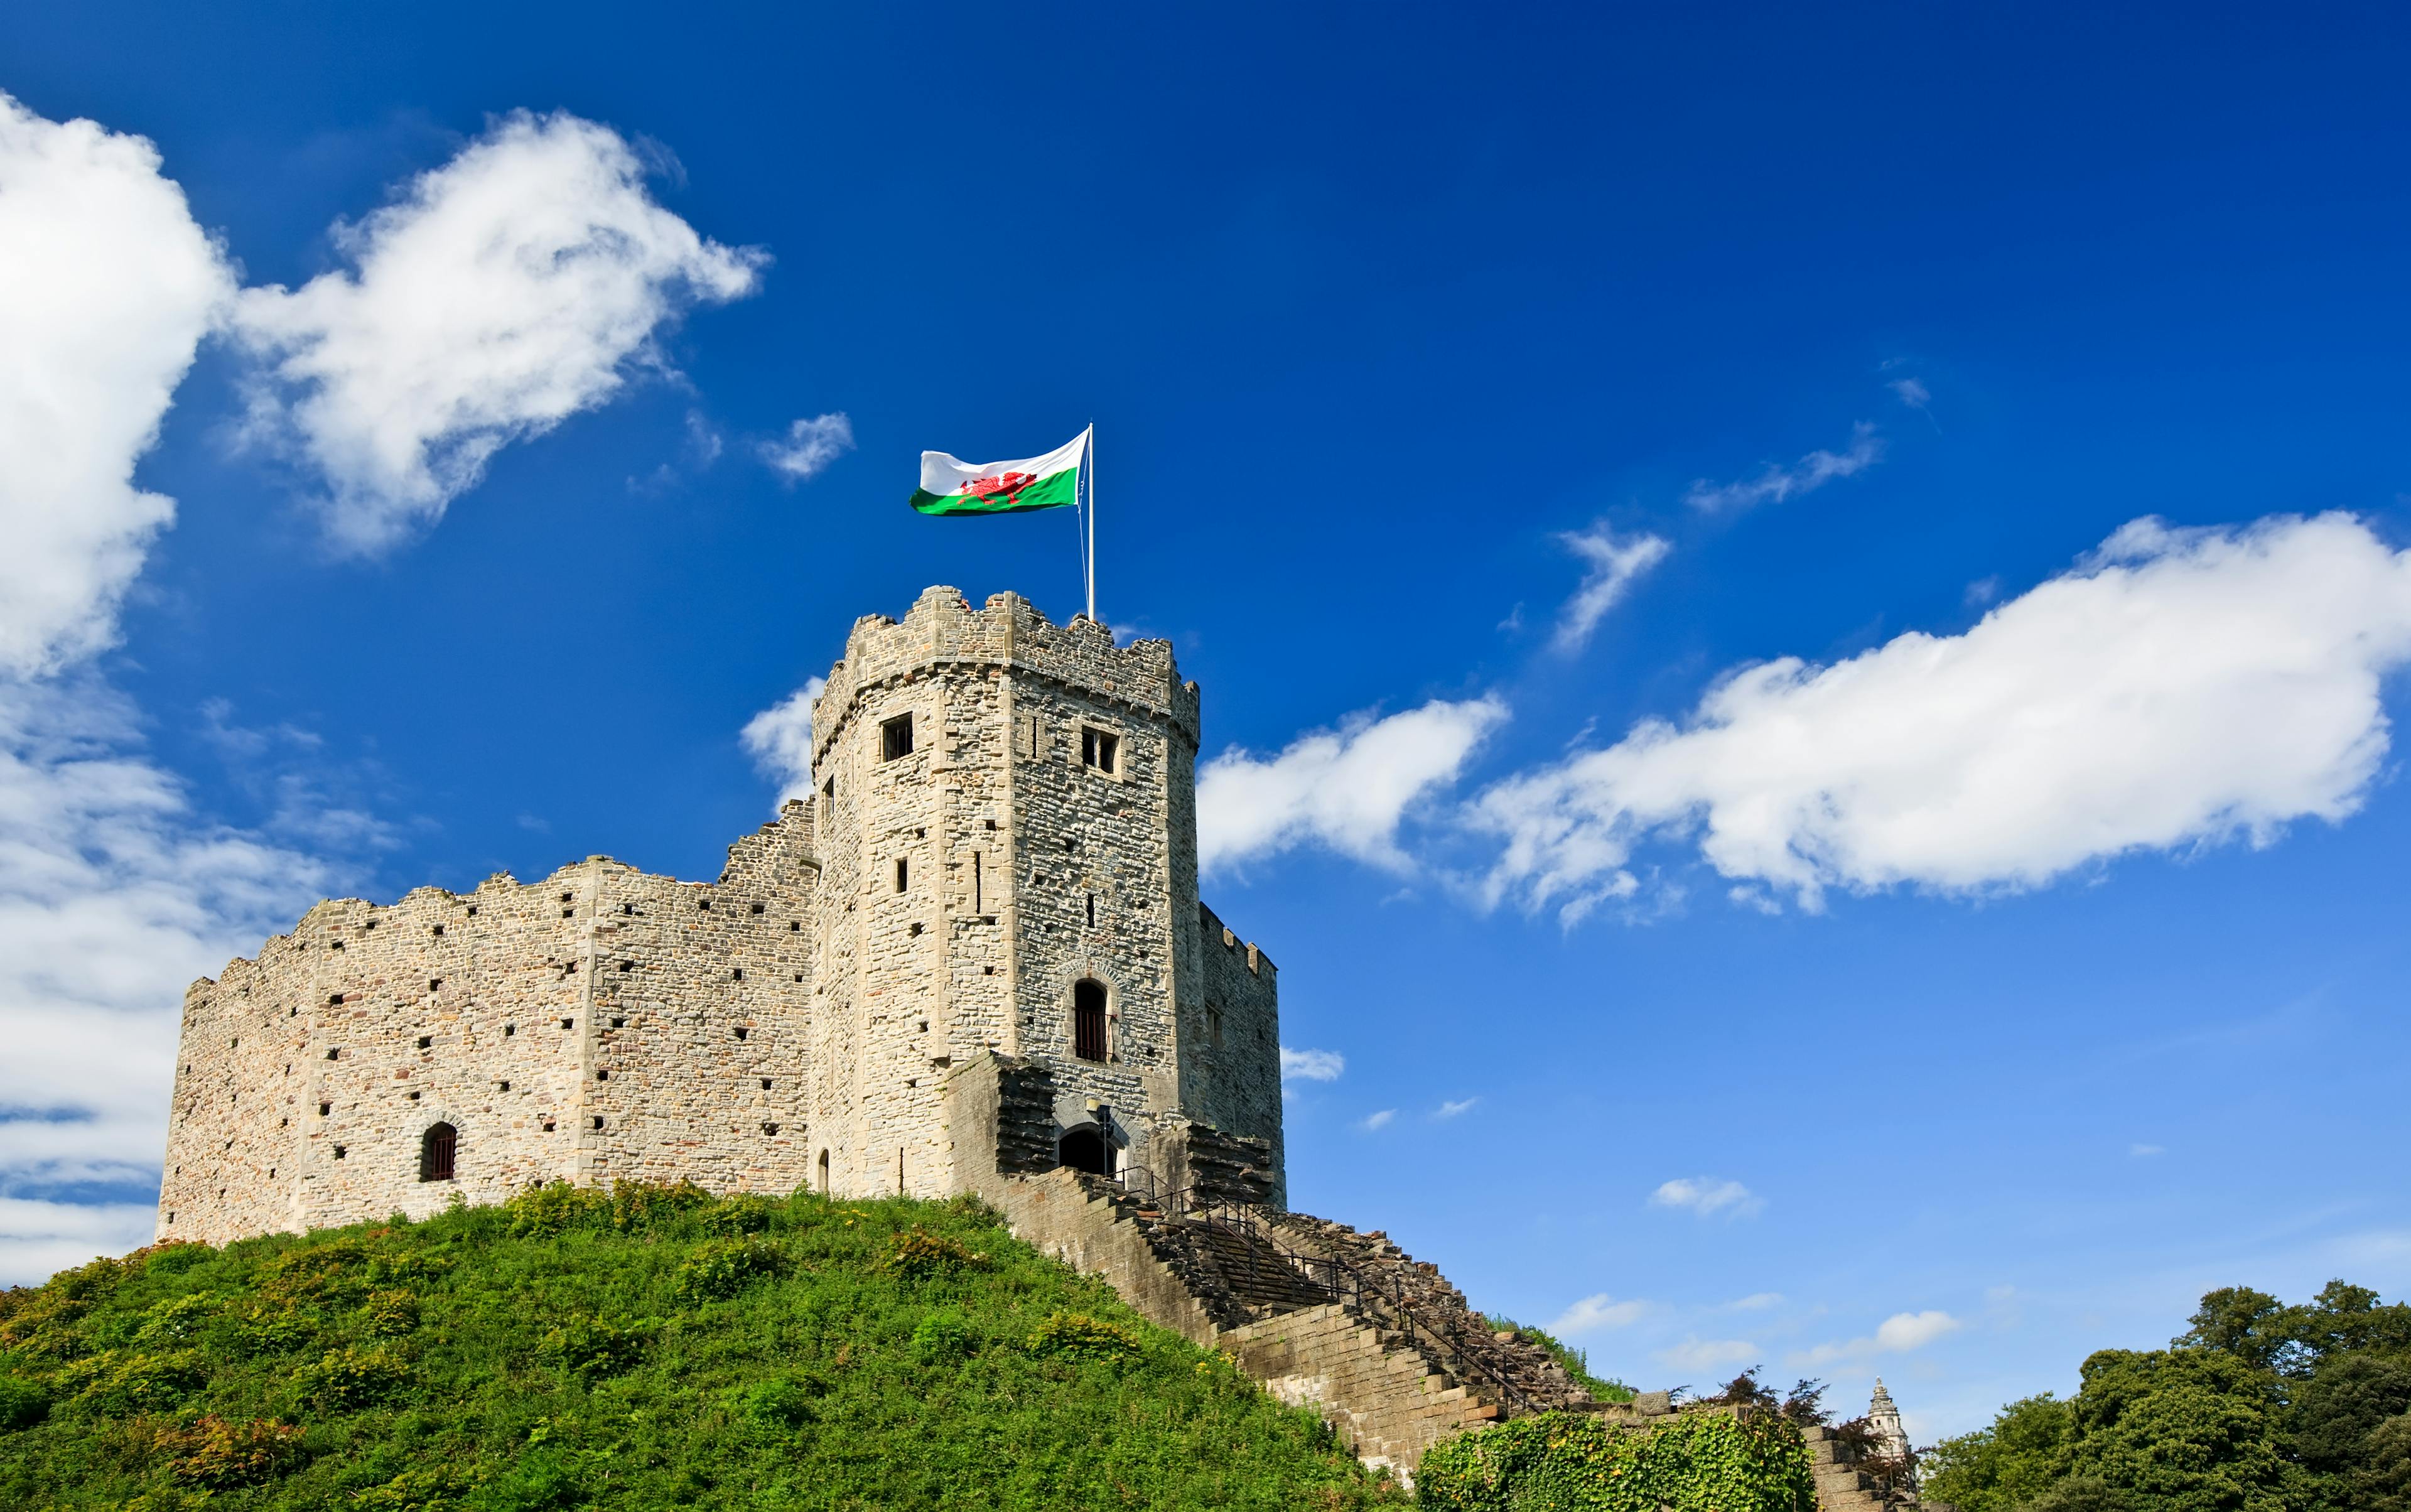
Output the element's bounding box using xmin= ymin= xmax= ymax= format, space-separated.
xmin=952 ymin=470 xmax=1038 ymax=507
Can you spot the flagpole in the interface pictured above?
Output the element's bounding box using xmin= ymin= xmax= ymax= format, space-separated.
xmin=1085 ymin=424 xmax=1096 ymax=623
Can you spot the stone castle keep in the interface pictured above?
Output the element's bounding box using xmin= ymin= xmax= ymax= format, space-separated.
xmin=156 ymin=586 xmax=1928 ymax=1496
xmin=160 ymin=587 xmax=1283 ymax=1240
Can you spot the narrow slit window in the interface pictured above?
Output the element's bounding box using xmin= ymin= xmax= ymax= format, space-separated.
xmin=972 ymin=851 xmax=983 ymax=913
xmin=894 ymin=858 xmax=909 ymax=893
xmin=880 ymin=713 xmax=914 ymax=762
xmin=1074 ymin=979 xmax=1108 ymax=1062
xmin=1086 ymin=893 xmax=1096 ymax=927
xmin=1081 ymin=726 xmax=1118 ymax=773
xmin=1208 ymin=1005 xmax=1224 ymax=1050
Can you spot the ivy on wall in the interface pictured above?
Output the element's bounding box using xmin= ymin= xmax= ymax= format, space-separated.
xmin=1416 ymin=1407 xmax=1816 ymax=1512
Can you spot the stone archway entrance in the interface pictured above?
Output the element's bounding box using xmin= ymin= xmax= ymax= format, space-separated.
xmin=1059 ymin=1125 xmax=1113 ymax=1176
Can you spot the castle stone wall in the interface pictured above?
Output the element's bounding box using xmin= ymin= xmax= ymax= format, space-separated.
xmin=161 ymin=586 xmax=1284 ymax=1242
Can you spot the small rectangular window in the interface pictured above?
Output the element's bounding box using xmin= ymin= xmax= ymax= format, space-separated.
xmin=895 ymin=857 xmax=909 ymax=893
xmin=823 ymin=775 xmax=835 ymax=801
xmin=972 ymin=851 xmax=983 ymax=913
xmin=1081 ymin=726 xmax=1118 ymax=773
xmin=880 ymin=713 xmax=914 ymax=762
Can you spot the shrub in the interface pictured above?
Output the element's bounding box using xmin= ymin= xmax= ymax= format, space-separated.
xmin=675 ymin=1237 xmax=786 ymax=1301
xmin=364 ymin=1288 xmax=421 ymax=1337
xmin=607 ymin=1179 xmax=712 ymax=1232
xmin=0 ymin=1375 xmax=48 ymax=1431
xmin=503 ymin=1182 xmax=610 ymax=1237
xmin=292 ymin=1342 xmax=413 ymax=1410
xmin=155 ymin=1413 xmax=303 ymax=1487
xmin=912 ymin=1310 xmax=973 ymax=1361
xmin=1416 ymin=1408 xmax=1816 ymax=1512
xmin=733 ymin=1374 xmax=820 ymax=1430
xmin=226 ymin=1299 xmax=318 ymax=1356
xmin=1025 ymin=1311 xmax=1143 ymax=1361
xmin=57 ymin=1349 xmax=210 ymax=1417
xmin=886 ymin=1228 xmax=987 ymax=1280
xmin=701 ymin=1194 xmax=780 ymax=1236
xmin=536 ymin=1315 xmax=647 ymax=1378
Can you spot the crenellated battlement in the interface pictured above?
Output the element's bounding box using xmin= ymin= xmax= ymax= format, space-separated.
xmin=810 ymin=587 xmax=1200 ymax=770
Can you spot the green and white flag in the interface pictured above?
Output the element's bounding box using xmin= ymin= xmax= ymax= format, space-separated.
xmin=909 ymin=426 xmax=1090 ymax=516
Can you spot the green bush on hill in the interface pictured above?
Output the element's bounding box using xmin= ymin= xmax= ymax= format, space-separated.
xmin=1415 ymin=1406 xmax=1816 ymax=1512
xmin=0 ymin=1184 xmax=1406 ymax=1511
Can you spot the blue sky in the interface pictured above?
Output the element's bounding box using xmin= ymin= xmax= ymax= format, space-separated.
xmin=5 ymin=1 xmax=2411 ymax=1439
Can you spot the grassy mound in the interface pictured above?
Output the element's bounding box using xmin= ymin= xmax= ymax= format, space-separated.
xmin=0 ymin=1184 xmax=1406 ymax=1510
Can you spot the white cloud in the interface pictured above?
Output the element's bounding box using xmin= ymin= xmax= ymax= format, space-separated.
xmin=1434 ymin=1097 xmax=1479 ymax=1118
xmin=1793 ymin=1310 xmax=1963 ymax=1366
xmin=1198 ymin=696 xmax=1508 ymax=873
xmin=1280 ymin=1047 xmax=1345 ymax=1084
xmin=234 ymin=110 xmax=765 ymax=554
xmin=739 ymin=676 xmax=826 ymax=806
xmin=1725 ymin=1292 xmax=1785 ymax=1311
xmin=760 ymin=413 xmax=855 ymax=483
xmin=1478 ymin=514 xmax=2411 ymax=915
xmin=0 ymin=1197 xmax=160 ymax=1288
xmin=1877 ymin=1310 xmax=1962 ymax=1350
xmin=1889 ymin=377 xmax=1932 ymax=413
xmin=1553 ymin=524 xmax=1671 ymax=652
xmin=1657 ymin=1337 xmax=1759 ymax=1373
xmin=1685 ymin=422 xmax=1882 ymax=514
xmin=1357 ymin=1109 xmax=1396 ymax=1131
xmin=1551 ymin=1293 xmax=1648 ymax=1336
xmin=0 ymin=92 xmax=234 ymax=676
xmin=0 ymin=95 xmax=332 ymax=1285
xmin=2130 ymin=1142 xmax=2166 ymax=1157
xmin=1649 ymin=1177 xmax=1764 ymax=1219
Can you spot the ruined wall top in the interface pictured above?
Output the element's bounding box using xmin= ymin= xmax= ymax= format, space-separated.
xmin=810 ymin=587 xmax=1202 ymax=768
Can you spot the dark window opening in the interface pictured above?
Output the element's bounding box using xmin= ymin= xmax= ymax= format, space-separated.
xmin=420 ymin=1123 xmax=456 ymax=1180
xmin=408 ymin=1090 xmax=421 ymax=1101
xmin=417 ymin=1035 xmax=431 ymax=1049
xmin=972 ymin=851 xmax=983 ymax=912
xmin=596 ymin=1069 xmax=609 ymax=1081
xmin=504 ymin=1023 xmax=515 ymax=1037
xmin=561 ymin=1017 xmax=574 ymax=1030
xmin=620 ymin=960 xmax=634 ymax=971
xmin=317 ymin=1101 xmax=330 ymax=1116
xmin=823 ymin=775 xmax=835 ymax=801
xmin=429 ymin=978 xmax=442 ymax=992
xmin=735 ymin=1026 xmax=748 ymax=1040
xmin=325 ymin=1048 xmax=339 ymax=1061
xmin=763 ymin=1121 xmax=780 ymax=1135
xmin=760 ymin=1077 xmax=773 ymax=1089
xmin=750 ymin=902 xmax=765 ymax=914
xmin=611 ymin=1016 xmax=625 ymax=1028
xmin=1086 ymin=893 xmax=1096 ymax=927
xmin=1059 ymin=1126 xmax=1113 ymax=1177
xmin=561 ymin=892 xmax=573 ymax=903
xmin=817 ymin=1149 xmax=830 ymax=1192
xmin=1081 ymin=727 xmax=1118 ymax=773
xmin=894 ymin=858 xmax=909 ymax=892
xmin=1209 ymin=1006 xmax=1225 ymax=1050
xmin=733 ymin=968 xmax=745 ymax=981
xmin=499 ymin=1080 xmax=510 ymax=1092
xmin=881 ymin=713 xmax=914 ymax=762
xmin=432 ymin=924 xmax=445 ymax=937
xmin=333 ymin=1144 xmax=347 ymax=1159
xmin=592 ymin=1116 xmax=605 ymax=1130
xmin=1074 ymin=980 xmax=1108 ymax=1062
xmin=544 ymin=1120 xmax=556 ymax=1132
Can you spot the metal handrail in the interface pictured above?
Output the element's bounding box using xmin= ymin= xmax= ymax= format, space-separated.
xmin=1105 ymin=1172 xmax=1541 ymax=1418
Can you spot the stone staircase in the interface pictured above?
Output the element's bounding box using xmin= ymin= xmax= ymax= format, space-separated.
xmin=1806 ymin=1423 xmax=1944 ymax=1512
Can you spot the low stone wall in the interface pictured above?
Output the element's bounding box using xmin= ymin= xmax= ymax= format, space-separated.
xmin=1221 ymin=1303 xmax=1499 ymax=1482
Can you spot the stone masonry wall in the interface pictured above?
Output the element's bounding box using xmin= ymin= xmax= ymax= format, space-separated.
xmin=161 ymin=586 xmax=1288 ymax=1241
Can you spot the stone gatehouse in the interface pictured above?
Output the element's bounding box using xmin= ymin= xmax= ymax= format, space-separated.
xmin=158 ymin=587 xmax=1284 ymax=1243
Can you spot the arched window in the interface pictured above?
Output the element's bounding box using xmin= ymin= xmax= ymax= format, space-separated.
xmin=1059 ymin=1125 xmax=1112 ymax=1177
xmin=419 ymin=1122 xmax=456 ymax=1182
xmin=817 ymin=1148 xmax=831 ymax=1193
xmin=1073 ymin=979 xmax=1108 ymax=1062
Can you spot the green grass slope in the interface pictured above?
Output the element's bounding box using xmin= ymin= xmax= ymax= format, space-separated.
xmin=0 ymin=1183 xmax=1407 ymax=1511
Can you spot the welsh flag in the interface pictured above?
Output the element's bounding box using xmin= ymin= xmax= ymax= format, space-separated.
xmin=909 ymin=426 xmax=1090 ymax=516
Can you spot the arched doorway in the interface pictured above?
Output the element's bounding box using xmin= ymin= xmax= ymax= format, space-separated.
xmin=1059 ymin=1125 xmax=1113 ymax=1177
xmin=419 ymin=1122 xmax=456 ymax=1182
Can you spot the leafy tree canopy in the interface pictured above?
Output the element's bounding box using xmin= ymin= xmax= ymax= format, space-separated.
xmin=1926 ymin=1281 xmax=2411 ymax=1512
